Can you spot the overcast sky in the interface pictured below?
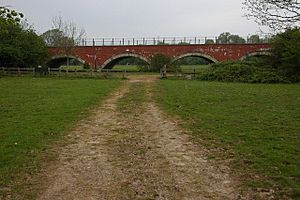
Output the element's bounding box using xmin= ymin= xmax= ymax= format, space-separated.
xmin=2 ymin=0 xmax=266 ymax=38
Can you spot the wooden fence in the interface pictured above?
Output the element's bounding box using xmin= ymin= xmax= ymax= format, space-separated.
xmin=0 ymin=67 xmax=128 ymax=79
xmin=1 ymin=67 xmax=203 ymax=80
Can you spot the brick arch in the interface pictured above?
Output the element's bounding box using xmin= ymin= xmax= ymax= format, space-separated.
xmin=172 ymin=53 xmax=219 ymax=64
xmin=46 ymin=54 xmax=86 ymax=67
xmin=49 ymin=55 xmax=86 ymax=63
xmin=240 ymin=50 xmax=271 ymax=61
xmin=101 ymin=53 xmax=150 ymax=69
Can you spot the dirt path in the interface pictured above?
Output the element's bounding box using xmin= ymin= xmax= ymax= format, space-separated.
xmin=37 ymin=75 xmax=244 ymax=200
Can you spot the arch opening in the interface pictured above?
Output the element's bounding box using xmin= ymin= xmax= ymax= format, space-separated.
xmin=46 ymin=55 xmax=86 ymax=69
xmin=101 ymin=53 xmax=150 ymax=71
xmin=172 ymin=53 xmax=218 ymax=73
xmin=241 ymin=51 xmax=271 ymax=62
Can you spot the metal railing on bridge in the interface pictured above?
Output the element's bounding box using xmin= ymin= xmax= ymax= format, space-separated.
xmin=76 ymin=36 xmax=271 ymax=47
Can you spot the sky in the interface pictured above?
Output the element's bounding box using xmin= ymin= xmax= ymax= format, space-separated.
xmin=1 ymin=0 xmax=266 ymax=39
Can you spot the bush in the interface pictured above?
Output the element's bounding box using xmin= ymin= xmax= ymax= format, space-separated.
xmin=198 ymin=61 xmax=289 ymax=83
xmin=198 ymin=29 xmax=300 ymax=83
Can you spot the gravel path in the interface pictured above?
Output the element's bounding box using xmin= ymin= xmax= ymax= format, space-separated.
xmin=37 ymin=75 xmax=244 ymax=200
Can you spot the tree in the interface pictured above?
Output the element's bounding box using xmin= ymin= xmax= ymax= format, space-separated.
xmin=228 ymin=34 xmax=246 ymax=44
xmin=0 ymin=6 xmax=23 ymax=25
xmin=0 ymin=7 xmax=48 ymax=68
xmin=42 ymin=16 xmax=86 ymax=52
xmin=248 ymin=34 xmax=261 ymax=43
xmin=217 ymin=32 xmax=245 ymax=44
xmin=270 ymin=28 xmax=300 ymax=80
xmin=243 ymin=0 xmax=300 ymax=31
xmin=217 ymin=32 xmax=231 ymax=44
xmin=150 ymin=54 xmax=172 ymax=72
xmin=41 ymin=29 xmax=66 ymax=47
xmin=205 ymin=39 xmax=215 ymax=44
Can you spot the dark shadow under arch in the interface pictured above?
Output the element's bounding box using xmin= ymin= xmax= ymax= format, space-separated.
xmin=240 ymin=51 xmax=271 ymax=61
xmin=46 ymin=55 xmax=85 ymax=68
xmin=101 ymin=53 xmax=150 ymax=69
xmin=172 ymin=53 xmax=218 ymax=64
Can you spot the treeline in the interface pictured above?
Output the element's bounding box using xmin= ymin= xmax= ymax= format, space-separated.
xmin=214 ymin=32 xmax=269 ymax=44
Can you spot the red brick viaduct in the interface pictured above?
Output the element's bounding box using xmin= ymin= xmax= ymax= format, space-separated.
xmin=48 ymin=44 xmax=271 ymax=69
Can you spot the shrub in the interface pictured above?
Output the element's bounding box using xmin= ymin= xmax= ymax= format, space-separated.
xmin=198 ymin=61 xmax=289 ymax=83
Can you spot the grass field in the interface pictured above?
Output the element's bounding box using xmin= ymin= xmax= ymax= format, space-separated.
xmin=0 ymin=77 xmax=122 ymax=198
xmin=180 ymin=65 xmax=210 ymax=73
xmin=156 ymin=80 xmax=300 ymax=199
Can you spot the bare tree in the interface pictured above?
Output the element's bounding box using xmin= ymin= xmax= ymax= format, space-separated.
xmin=41 ymin=16 xmax=86 ymax=66
xmin=243 ymin=0 xmax=300 ymax=31
xmin=52 ymin=16 xmax=86 ymax=47
xmin=42 ymin=16 xmax=86 ymax=53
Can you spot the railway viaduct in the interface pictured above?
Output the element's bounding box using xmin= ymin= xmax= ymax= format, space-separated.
xmin=48 ymin=43 xmax=271 ymax=69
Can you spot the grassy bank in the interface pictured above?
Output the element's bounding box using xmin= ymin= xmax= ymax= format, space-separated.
xmin=0 ymin=77 xmax=122 ymax=198
xmin=156 ymin=80 xmax=300 ymax=199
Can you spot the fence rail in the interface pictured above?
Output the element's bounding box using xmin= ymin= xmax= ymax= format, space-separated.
xmin=0 ymin=67 xmax=128 ymax=78
xmin=66 ymin=36 xmax=271 ymax=47
xmin=1 ymin=67 xmax=206 ymax=79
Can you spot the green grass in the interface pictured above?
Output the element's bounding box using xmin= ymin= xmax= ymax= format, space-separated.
xmin=156 ymin=80 xmax=300 ymax=199
xmin=0 ymin=77 xmax=122 ymax=198
xmin=113 ymin=65 xmax=140 ymax=72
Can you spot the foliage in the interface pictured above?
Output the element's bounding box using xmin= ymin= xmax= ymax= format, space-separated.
xmin=217 ymin=32 xmax=246 ymax=44
xmin=0 ymin=6 xmax=23 ymax=25
xmin=0 ymin=7 xmax=48 ymax=68
xmin=149 ymin=54 xmax=173 ymax=72
xmin=0 ymin=77 xmax=122 ymax=199
xmin=156 ymin=80 xmax=300 ymax=199
xmin=41 ymin=29 xmax=69 ymax=47
xmin=247 ymin=34 xmax=270 ymax=43
xmin=205 ymin=39 xmax=215 ymax=44
xmin=229 ymin=34 xmax=246 ymax=44
xmin=198 ymin=61 xmax=290 ymax=83
xmin=209 ymin=29 xmax=300 ymax=83
xmin=270 ymin=28 xmax=300 ymax=82
xmin=243 ymin=0 xmax=300 ymax=31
